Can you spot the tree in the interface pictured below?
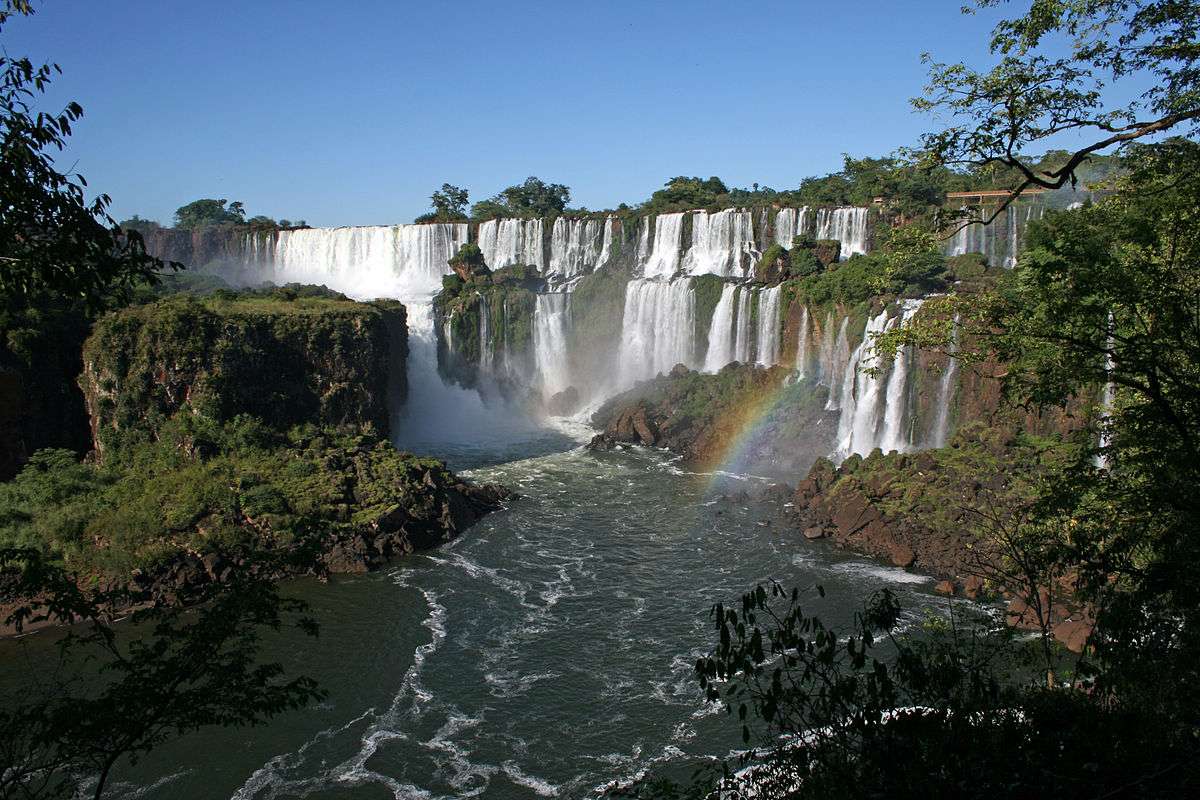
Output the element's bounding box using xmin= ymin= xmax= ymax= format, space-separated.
xmin=431 ymin=183 xmax=468 ymax=219
xmin=0 ymin=7 xmax=166 ymax=313
xmin=0 ymin=547 xmax=323 ymax=800
xmin=470 ymin=176 xmax=570 ymax=219
xmin=915 ymin=0 xmax=1200 ymax=223
xmin=173 ymin=198 xmax=245 ymax=230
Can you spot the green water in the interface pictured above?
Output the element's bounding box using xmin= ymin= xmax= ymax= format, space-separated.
xmin=3 ymin=442 xmax=946 ymax=799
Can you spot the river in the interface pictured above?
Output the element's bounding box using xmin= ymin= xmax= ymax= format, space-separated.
xmin=75 ymin=426 xmax=944 ymax=799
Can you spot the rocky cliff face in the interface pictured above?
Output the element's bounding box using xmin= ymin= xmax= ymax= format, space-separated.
xmin=791 ymin=424 xmax=1092 ymax=650
xmin=589 ymin=363 xmax=839 ymax=479
xmin=143 ymin=225 xmax=265 ymax=272
xmin=79 ymin=288 xmax=407 ymax=457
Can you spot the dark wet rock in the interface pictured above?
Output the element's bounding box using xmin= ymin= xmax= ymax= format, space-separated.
xmin=546 ymin=386 xmax=581 ymax=416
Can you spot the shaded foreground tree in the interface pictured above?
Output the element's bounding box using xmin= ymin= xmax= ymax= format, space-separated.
xmin=0 ymin=547 xmax=323 ymax=800
xmin=915 ymin=0 xmax=1200 ymax=223
xmin=0 ymin=6 xmax=165 ymax=313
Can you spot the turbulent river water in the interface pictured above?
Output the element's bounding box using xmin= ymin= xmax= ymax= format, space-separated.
xmin=58 ymin=422 xmax=945 ymax=800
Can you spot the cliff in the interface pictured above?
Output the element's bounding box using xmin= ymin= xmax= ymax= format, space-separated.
xmin=589 ymin=363 xmax=839 ymax=479
xmin=79 ymin=287 xmax=407 ymax=457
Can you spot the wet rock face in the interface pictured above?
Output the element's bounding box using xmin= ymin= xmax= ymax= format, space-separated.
xmin=588 ymin=363 xmax=837 ymax=480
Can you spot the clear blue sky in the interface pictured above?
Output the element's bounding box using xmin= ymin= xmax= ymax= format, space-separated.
xmin=7 ymin=1 xmax=1036 ymax=227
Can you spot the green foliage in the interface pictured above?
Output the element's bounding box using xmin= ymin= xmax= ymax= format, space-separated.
xmin=641 ymin=176 xmax=730 ymax=213
xmin=416 ymin=183 xmax=469 ymax=222
xmin=470 ymin=176 xmax=570 ymax=220
xmin=789 ymin=241 xmax=823 ymax=277
xmin=0 ymin=416 xmax=460 ymax=577
xmin=82 ymin=289 xmax=398 ymax=451
xmin=0 ymin=545 xmax=322 ymax=800
xmin=447 ymin=242 xmax=490 ymax=278
xmin=914 ymin=1 xmax=1200 ymax=200
xmin=630 ymin=583 xmax=1198 ymax=798
xmin=173 ymin=198 xmax=245 ymax=230
xmin=0 ymin=13 xmax=167 ymax=313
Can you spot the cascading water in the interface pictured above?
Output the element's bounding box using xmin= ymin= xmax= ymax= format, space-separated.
xmin=823 ymin=317 xmax=850 ymax=410
xmin=947 ymin=201 xmax=1044 ymax=268
xmin=548 ymin=218 xmax=606 ymax=280
xmin=533 ymin=293 xmax=572 ymax=400
xmin=270 ymin=224 xmax=467 ymax=298
xmin=641 ymin=213 xmax=684 ymax=278
xmin=795 ymin=306 xmax=810 ymax=378
xmin=684 ymin=209 xmax=756 ymax=278
xmin=834 ymin=309 xmax=895 ymax=459
xmin=702 ymin=283 xmax=738 ymax=372
xmin=754 ymin=286 xmax=782 ymax=366
xmin=479 ymin=295 xmax=493 ymax=375
xmin=815 ymin=207 xmax=869 ymax=259
xmin=878 ymin=299 xmax=925 ymax=453
xmin=929 ymin=315 xmax=960 ymax=448
xmin=477 ymin=218 xmax=545 ymax=272
xmin=597 ymin=216 xmax=614 ymax=270
xmin=773 ymin=207 xmax=810 ymax=248
xmin=732 ymin=287 xmax=753 ymax=364
xmin=617 ymin=278 xmax=696 ymax=388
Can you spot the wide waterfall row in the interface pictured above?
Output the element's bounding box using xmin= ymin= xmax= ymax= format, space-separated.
xmin=266 ymin=223 xmax=467 ymax=298
xmin=636 ymin=206 xmax=872 ymax=280
xmin=946 ymin=202 xmax=1044 ymax=268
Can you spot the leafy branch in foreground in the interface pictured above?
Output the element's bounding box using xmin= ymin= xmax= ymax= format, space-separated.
xmin=0 ymin=547 xmax=323 ymax=800
xmin=913 ymin=0 xmax=1200 ymax=226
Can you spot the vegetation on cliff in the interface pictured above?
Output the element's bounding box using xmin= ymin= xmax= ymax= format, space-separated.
xmin=433 ymin=250 xmax=542 ymax=390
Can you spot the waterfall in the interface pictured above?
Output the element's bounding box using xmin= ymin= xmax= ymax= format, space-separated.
xmin=533 ymin=293 xmax=571 ymax=399
xmin=815 ymin=207 xmax=869 ymax=259
xmin=774 ymin=208 xmax=796 ymax=248
xmin=549 ymin=217 xmax=606 ymax=279
xmin=755 ymin=286 xmax=782 ymax=366
xmin=948 ymin=201 xmax=1044 ymax=268
xmin=795 ymin=306 xmax=810 ymax=378
xmin=834 ymin=309 xmax=895 ymax=458
xmin=823 ymin=317 xmax=850 ymax=410
xmin=268 ymin=223 xmax=467 ymax=299
xmin=773 ymin=206 xmax=811 ymax=248
xmin=636 ymin=216 xmax=651 ymax=263
xmin=617 ymin=278 xmax=696 ymax=388
xmin=479 ymin=294 xmax=493 ymax=374
xmin=929 ymin=315 xmax=960 ymax=448
xmin=477 ymin=218 xmax=545 ymax=272
xmin=733 ymin=287 xmax=753 ymax=363
xmin=597 ymin=217 xmax=614 ymax=269
xmin=878 ymin=299 xmax=925 ymax=453
xmin=641 ymin=213 xmax=684 ymax=278
xmin=684 ymin=209 xmax=756 ymax=278
xmin=702 ymin=283 xmax=738 ymax=372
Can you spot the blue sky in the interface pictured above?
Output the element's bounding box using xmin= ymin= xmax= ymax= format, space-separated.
xmin=8 ymin=1 xmax=1049 ymax=227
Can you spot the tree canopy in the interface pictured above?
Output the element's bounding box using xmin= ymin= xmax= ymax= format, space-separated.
xmin=914 ymin=0 xmax=1200 ymax=219
xmin=173 ymin=198 xmax=246 ymax=230
xmin=470 ymin=176 xmax=571 ymax=220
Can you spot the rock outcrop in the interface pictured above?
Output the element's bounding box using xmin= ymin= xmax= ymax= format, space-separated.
xmin=589 ymin=362 xmax=838 ymax=479
xmin=79 ymin=287 xmax=406 ymax=457
xmin=791 ymin=424 xmax=1093 ymax=650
